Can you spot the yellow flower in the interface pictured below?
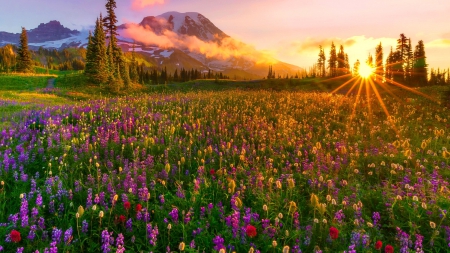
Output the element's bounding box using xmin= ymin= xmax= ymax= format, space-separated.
xmin=310 ymin=193 xmax=319 ymax=207
xmin=179 ymin=242 xmax=185 ymax=251
xmin=77 ymin=205 xmax=85 ymax=217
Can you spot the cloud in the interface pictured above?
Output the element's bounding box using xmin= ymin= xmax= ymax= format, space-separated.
xmin=426 ymin=39 xmax=450 ymax=48
xmin=132 ymin=0 xmax=165 ymax=9
xmin=294 ymin=37 xmax=357 ymax=53
xmin=121 ymin=24 xmax=277 ymax=64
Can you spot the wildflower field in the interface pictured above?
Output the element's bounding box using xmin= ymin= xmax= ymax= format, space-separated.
xmin=1 ymin=84 xmax=450 ymax=252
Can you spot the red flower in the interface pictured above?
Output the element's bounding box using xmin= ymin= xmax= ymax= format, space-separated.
xmin=385 ymin=245 xmax=394 ymax=253
xmin=375 ymin=240 xmax=383 ymax=250
xmin=245 ymin=225 xmax=257 ymax=238
xmin=123 ymin=201 xmax=131 ymax=210
xmin=136 ymin=203 xmax=142 ymax=212
xmin=10 ymin=230 xmax=21 ymax=243
xmin=210 ymin=169 xmax=215 ymax=175
xmin=329 ymin=226 xmax=339 ymax=240
xmin=119 ymin=215 xmax=126 ymax=223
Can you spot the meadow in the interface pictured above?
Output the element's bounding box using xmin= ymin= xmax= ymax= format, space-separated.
xmin=0 ymin=74 xmax=450 ymax=252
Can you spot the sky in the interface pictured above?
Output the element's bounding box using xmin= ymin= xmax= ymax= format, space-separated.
xmin=0 ymin=0 xmax=449 ymax=70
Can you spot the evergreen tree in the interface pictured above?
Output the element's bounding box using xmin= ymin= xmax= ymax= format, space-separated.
xmin=393 ymin=33 xmax=410 ymax=83
xmin=375 ymin=42 xmax=383 ymax=81
xmin=337 ymin=45 xmax=346 ymax=76
xmin=93 ymin=16 xmax=109 ymax=84
xmin=17 ymin=27 xmax=33 ymax=73
xmin=353 ymin=60 xmax=360 ymax=76
xmin=317 ymin=45 xmax=326 ymax=77
xmin=129 ymin=43 xmax=139 ymax=83
xmin=328 ymin=42 xmax=337 ymax=77
xmin=413 ymin=40 xmax=427 ymax=86
xmin=344 ymin=54 xmax=350 ymax=74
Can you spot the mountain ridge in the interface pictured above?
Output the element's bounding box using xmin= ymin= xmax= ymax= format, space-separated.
xmin=0 ymin=13 xmax=303 ymax=78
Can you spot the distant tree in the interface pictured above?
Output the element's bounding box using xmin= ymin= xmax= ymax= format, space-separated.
xmin=337 ymin=45 xmax=346 ymax=76
xmin=317 ymin=45 xmax=326 ymax=77
xmin=385 ymin=47 xmax=394 ymax=81
xmin=267 ymin=65 xmax=271 ymax=79
xmin=393 ymin=33 xmax=410 ymax=83
xmin=413 ymin=40 xmax=427 ymax=86
xmin=353 ymin=59 xmax=360 ymax=76
xmin=366 ymin=53 xmax=373 ymax=67
xmin=85 ymin=31 xmax=96 ymax=78
xmin=375 ymin=42 xmax=383 ymax=81
xmin=17 ymin=27 xmax=33 ymax=73
xmin=129 ymin=43 xmax=139 ymax=83
xmin=0 ymin=44 xmax=16 ymax=73
xmin=405 ymin=38 xmax=414 ymax=85
xmin=328 ymin=42 xmax=337 ymax=77
xmin=344 ymin=54 xmax=350 ymax=74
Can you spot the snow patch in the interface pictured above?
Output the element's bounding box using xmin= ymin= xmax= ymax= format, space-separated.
xmin=158 ymin=11 xmax=202 ymax=32
xmin=160 ymin=50 xmax=173 ymax=58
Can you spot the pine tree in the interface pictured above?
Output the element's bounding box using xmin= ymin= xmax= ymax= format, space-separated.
xmin=413 ymin=40 xmax=427 ymax=86
xmin=93 ymin=16 xmax=109 ymax=84
xmin=17 ymin=27 xmax=33 ymax=73
xmin=103 ymin=0 xmax=123 ymax=74
xmin=353 ymin=60 xmax=360 ymax=76
xmin=393 ymin=33 xmax=409 ymax=83
xmin=328 ymin=42 xmax=337 ymax=77
xmin=85 ymin=31 xmax=97 ymax=79
xmin=129 ymin=43 xmax=139 ymax=83
xmin=375 ymin=42 xmax=383 ymax=81
xmin=344 ymin=54 xmax=350 ymax=74
xmin=337 ymin=45 xmax=346 ymax=76
xmin=317 ymin=45 xmax=326 ymax=77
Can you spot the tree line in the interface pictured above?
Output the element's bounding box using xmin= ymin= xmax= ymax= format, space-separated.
xmin=307 ymin=33 xmax=447 ymax=87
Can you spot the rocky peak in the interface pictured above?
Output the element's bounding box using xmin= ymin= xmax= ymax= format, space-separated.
xmin=28 ymin=20 xmax=79 ymax=43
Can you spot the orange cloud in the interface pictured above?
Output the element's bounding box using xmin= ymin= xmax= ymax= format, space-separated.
xmin=132 ymin=0 xmax=165 ymax=9
xmin=121 ymin=24 xmax=277 ymax=64
xmin=294 ymin=37 xmax=356 ymax=53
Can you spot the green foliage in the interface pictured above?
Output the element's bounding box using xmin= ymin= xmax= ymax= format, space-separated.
xmin=17 ymin=27 xmax=33 ymax=73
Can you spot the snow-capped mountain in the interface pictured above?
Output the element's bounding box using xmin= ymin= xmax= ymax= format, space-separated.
xmin=0 ymin=13 xmax=303 ymax=78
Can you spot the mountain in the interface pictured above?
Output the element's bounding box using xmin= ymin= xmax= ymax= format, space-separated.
xmin=0 ymin=13 xmax=303 ymax=79
xmin=0 ymin=21 xmax=86 ymax=49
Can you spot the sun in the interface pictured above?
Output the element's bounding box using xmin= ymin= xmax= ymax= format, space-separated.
xmin=358 ymin=63 xmax=374 ymax=78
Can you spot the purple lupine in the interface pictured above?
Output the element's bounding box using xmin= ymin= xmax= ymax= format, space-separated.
xmin=49 ymin=241 xmax=58 ymax=253
xmin=36 ymin=194 xmax=43 ymax=207
xmin=190 ymin=240 xmax=196 ymax=249
xmin=20 ymin=197 xmax=29 ymax=227
xmin=52 ymin=227 xmax=62 ymax=243
xmin=147 ymin=223 xmax=159 ymax=246
xmin=116 ymin=233 xmax=124 ymax=247
xmin=81 ymin=220 xmax=88 ymax=234
xmin=101 ymin=229 xmax=113 ymax=253
xmin=213 ymin=235 xmax=225 ymax=251
xmin=396 ymin=227 xmax=411 ymax=253
xmin=64 ymin=227 xmax=73 ymax=245
xmin=27 ymin=225 xmax=37 ymax=241
xmin=126 ymin=218 xmax=133 ymax=232
xmin=414 ymin=234 xmax=424 ymax=253
xmin=345 ymin=244 xmax=356 ymax=253
xmin=372 ymin=212 xmax=381 ymax=228
xmin=16 ymin=247 xmax=24 ymax=253
xmin=168 ymin=208 xmax=179 ymax=224
xmin=334 ymin=209 xmax=345 ymax=224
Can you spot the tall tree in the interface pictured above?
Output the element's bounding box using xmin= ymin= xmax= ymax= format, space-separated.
xmin=385 ymin=47 xmax=394 ymax=81
xmin=317 ymin=45 xmax=326 ymax=77
xmin=129 ymin=43 xmax=139 ymax=83
xmin=93 ymin=16 xmax=109 ymax=84
xmin=393 ymin=33 xmax=409 ymax=83
xmin=17 ymin=27 xmax=33 ymax=73
xmin=103 ymin=0 xmax=122 ymax=74
xmin=375 ymin=42 xmax=383 ymax=81
xmin=337 ymin=45 xmax=346 ymax=76
xmin=344 ymin=54 xmax=350 ymax=74
xmin=413 ymin=40 xmax=427 ymax=86
xmin=328 ymin=42 xmax=337 ymax=77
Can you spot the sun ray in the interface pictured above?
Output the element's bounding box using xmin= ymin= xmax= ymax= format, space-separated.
xmin=331 ymin=76 xmax=359 ymax=94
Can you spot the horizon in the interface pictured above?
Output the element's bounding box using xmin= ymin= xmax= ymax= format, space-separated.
xmin=0 ymin=0 xmax=449 ymax=70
